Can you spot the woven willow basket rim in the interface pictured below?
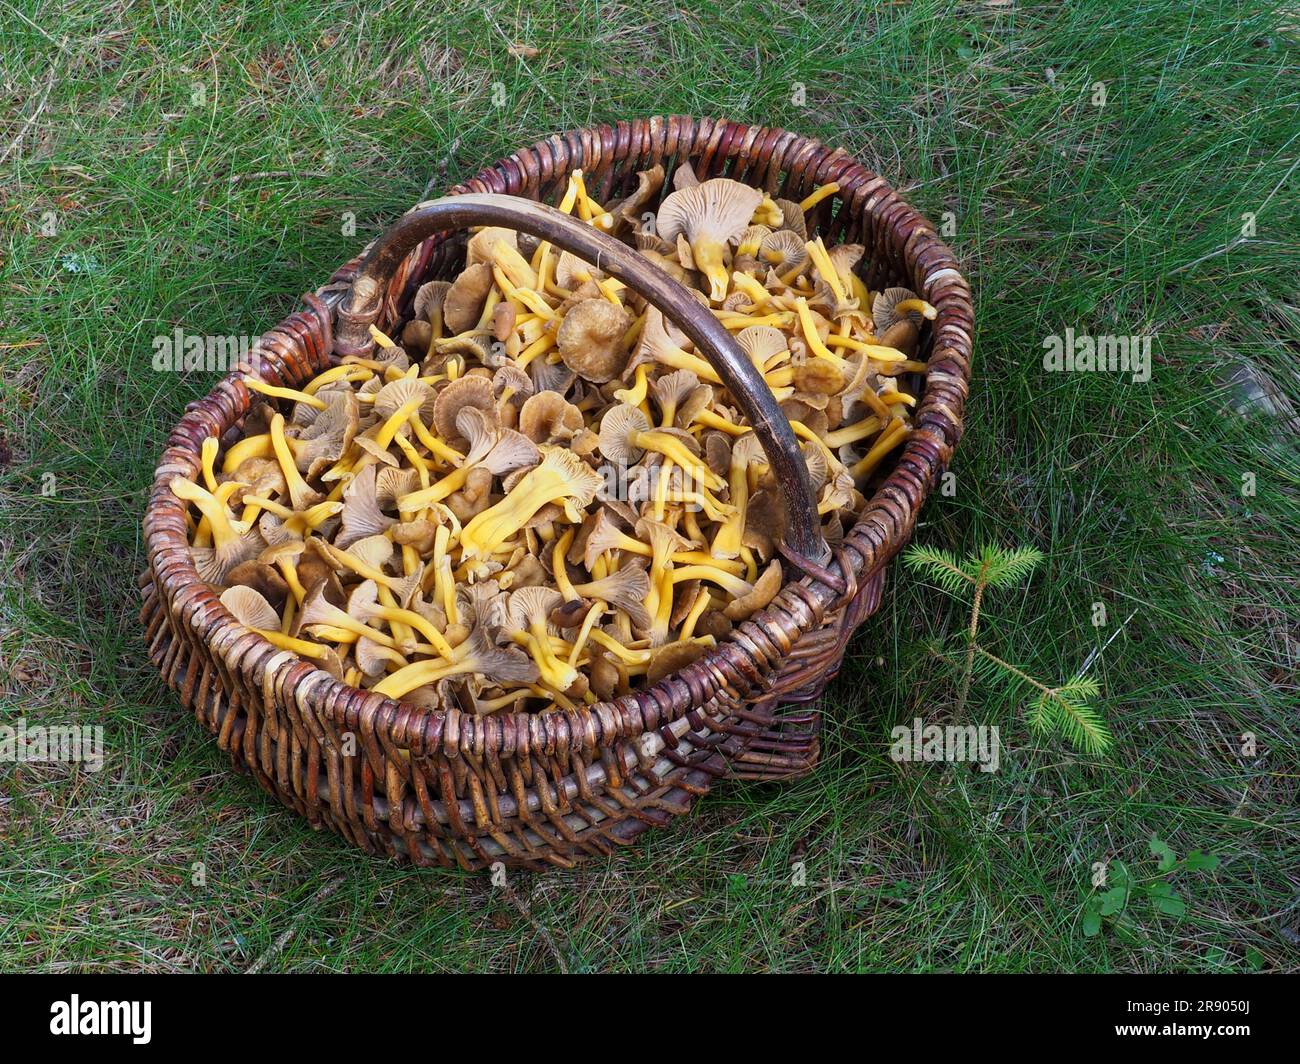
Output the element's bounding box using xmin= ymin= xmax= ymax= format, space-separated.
xmin=143 ymin=115 xmax=973 ymax=771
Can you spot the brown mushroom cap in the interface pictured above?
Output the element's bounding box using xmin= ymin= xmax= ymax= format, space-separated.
xmin=597 ymin=403 xmax=651 ymax=464
xmin=723 ymin=559 xmax=783 ymax=621
xmin=518 ymin=391 xmax=583 ymax=444
xmin=442 ymin=261 xmax=494 ymax=334
xmin=432 ymin=374 xmax=495 ymax=442
xmin=413 ymin=280 xmax=451 ymax=324
xmin=872 ymin=287 xmax=924 ymax=333
xmin=225 ymin=560 xmax=288 ymax=611
xmin=646 ymin=640 xmax=708 ymax=685
xmin=555 ymin=298 xmax=633 ymax=384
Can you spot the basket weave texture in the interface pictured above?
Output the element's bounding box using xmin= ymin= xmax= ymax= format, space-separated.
xmin=140 ymin=116 xmax=974 ymax=869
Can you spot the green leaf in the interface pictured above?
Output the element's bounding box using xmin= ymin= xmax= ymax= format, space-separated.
xmin=1152 ymin=891 xmax=1186 ymax=918
xmin=1184 ymin=850 xmax=1220 ymax=872
xmin=1099 ymin=886 xmax=1127 ymax=916
xmin=1109 ymin=862 xmax=1133 ymax=890
xmin=1246 ymin=947 xmax=1265 ymax=971
xmin=1082 ymin=899 xmax=1103 ymax=938
xmin=1150 ymin=836 xmax=1177 ymax=872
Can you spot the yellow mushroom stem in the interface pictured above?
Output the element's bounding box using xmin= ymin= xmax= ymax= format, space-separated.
xmin=823 ymin=415 xmax=883 ymax=450
xmin=220 ymin=432 xmax=303 ymax=474
xmin=614 ymin=363 xmax=650 ymax=406
xmin=649 ymin=567 xmax=674 ymax=645
xmin=243 ymin=496 xmax=341 ymax=536
xmin=169 ymin=477 xmax=248 ymax=550
xmin=690 ymin=237 xmax=732 ymax=302
xmin=199 ymin=437 xmax=220 ymax=491
xmin=268 ymin=413 xmax=319 ymax=507
xmin=303 ymin=364 xmax=372 ymax=394
xmin=822 ymin=335 xmax=909 ymax=361
xmin=404 ymin=414 xmax=464 ymax=466
xmin=566 ymin=601 xmax=606 ymax=667
xmin=584 ymin=629 xmax=652 ymax=667
xmin=894 ymin=298 xmax=938 ymax=321
xmin=393 ymin=434 xmax=432 ymax=486
xmin=303 ymin=610 xmax=401 ymax=651
xmin=851 ymin=419 xmax=911 ymax=479
xmin=799 ymin=182 xmax=840 ymax=212
xmin=692 ymin=409 xmax=748 ymax=436
xmin=805 ymin=237 xmax=846 ymax=305
xmin=678 ymin=589 xmax=713 ymax=642
xmin=552 ymin=532 xmax=580 ymax=601
xmin=634 ymin=430 xmax=724 ymax=491
xmin=371 ymin=652 xmax=478 ymax=700
xmin=249 ymin=627 xmax=335 ymax=661
xmin=715 ymin=311 xmax=795 ymax=330
xmin=670 ymin=564 xmax=753 ymax=599
xmin=459 ymin=455 xmax=596 ymax=560
xmin=243 ymin=377 xmax=327 ymax=411
xmin=511 ymin=622 xmax=577 ymax=691
xmin=366 ymin=600 xmax=455 ymax=661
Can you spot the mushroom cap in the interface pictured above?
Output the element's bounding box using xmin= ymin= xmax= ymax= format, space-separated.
xmin=375 ymin=465 xmax=421 ymax=508
xmin=675 ymin=384 xmax=713 ymax=430
xmin=492 ymin=362 xmax=533 ymax=402
xmin=872 ymin=287 xmax=924 ymax=333
xmin=793 ymin=358 xmax=845 ymax=396
xmin=735 ymin=325 xmax=787 ymax=365
xmin=507 ymin=585 xmax=564 ymax=632
xmin=656 ymin=178 xmax=764 ymax=246
xmin=373 ymin=376 xmax=434 ymax=421
xmin=650 ymin=368 xmax=700 ymax=412
xmin=442 ymin=261 xmax=494 ymax=334
xmin=646 ymin=640 xmax=708 ymax=685
xmin=597 ymin=403 xmax=651 ymax=464
xmin=294 ymin=389 xmax=360 ymax=477
xmin=491 ymin=300 xmax=517 ymax=344
xmin=775 ymin=198 xmax=807 ymax=239
xmin=355 ymin=635 xmax=400 ymax=678
xmin=337 ymin=464 xmax=395 ymax=549
xmin=555 ymin=250 xmax=603 ymax=290
xmin=225 ymin=560 xmax=289 ymax=610
xmin=466 ymin=226 xmax=518 ymax=268
xmin=413 ymin=280 xmax=451 ymax=323
xmin=760 ymin=229 xmax=808 ymax=274
xmin=518 ymin=390 xmax=583 ymax=444
xmin=432 ymin=374 xmax=495 ymax=442
xmin=555 ymin=298 xmax=633 ymax=384
xmin=480 ymin=426 xmax=541 ymax=477
xmin=392 ymin=518 xmax=438 ymax=555
xmin=724 ymin=558 xmax=784 ymax=621
xmin=742 ymin=489 xmax=786 ymax=559
xmin=613 ymin=164 xmax=666 ymax=228
xmin=219 ymin=584 xmax=281 ymax=631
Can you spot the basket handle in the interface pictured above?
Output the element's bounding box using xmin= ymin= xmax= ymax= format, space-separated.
xmin=333 ymin=192 xmax=829 ymax=565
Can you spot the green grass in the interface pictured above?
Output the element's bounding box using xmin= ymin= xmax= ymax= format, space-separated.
xmin=1 ymin=0 xmax=1297 ymax=972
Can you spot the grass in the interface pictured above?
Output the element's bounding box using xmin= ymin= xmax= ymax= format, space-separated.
xmin=1 ymin=0 xmax=1297 ymax=972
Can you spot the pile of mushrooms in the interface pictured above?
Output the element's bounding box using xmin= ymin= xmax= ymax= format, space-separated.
xmin=171 ymin=165 xmax=933 ymax=714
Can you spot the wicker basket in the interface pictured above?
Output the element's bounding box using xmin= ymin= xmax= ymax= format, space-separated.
xmin=140 ymin=116 xmax=973 ymax=869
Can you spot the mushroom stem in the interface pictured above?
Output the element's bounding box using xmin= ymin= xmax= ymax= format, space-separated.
xmin=669 ymin=563 xmax=753 ymax=599
xmin=243 ymin=377 xmax=326 ymax=411
xmin=269 ymin=413 xmax=321 ymax=510
xmin=169 ymin=477 xmax=248 ymax=551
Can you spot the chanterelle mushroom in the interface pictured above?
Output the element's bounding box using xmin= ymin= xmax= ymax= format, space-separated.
xmin=655 ymin=178 xmax=765 ymax=301
xmin=555 ymin=298 xmax=632 ymax=383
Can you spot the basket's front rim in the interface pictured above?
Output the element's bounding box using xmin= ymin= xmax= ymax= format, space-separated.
xmin=143 ymin=116 xmax=972 ymax=814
